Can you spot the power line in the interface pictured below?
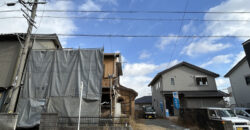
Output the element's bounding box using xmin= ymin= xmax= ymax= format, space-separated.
xmin=168 ymin=0 xmax=189 ymax=67
xmin=54 ymin=34 xmax=250 ymax=38
xmin=1 ymin=9 xmax=250 ymax=14
xmin=1 ymin=16 xmax=250 ymax=22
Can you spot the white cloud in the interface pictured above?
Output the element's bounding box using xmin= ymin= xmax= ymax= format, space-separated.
xmin=204 ymin=0 xmax=250 ymax=41
xmin=182 ymin=40 xmax=231 ymax=56
xmin=123 ymin=63 xmax=158 ymax=76
xmin=120 ymin=59 xmax=180 ymax=98
xmin=0 ymin=0 xmax=77 ymax=47
xmin=231 ymin=51 xmax=246 ymax=67
xmin=79 ymin=0 xmax=101 ymax=11
xmin=181 ymin=0 xmax=250 ymax=56
xmin=121 ymin=55 xmax=127 ymax=63
xmin=139 ymin=50 xmax=151 ymax=59
xmin=182 ymin=21 xmax=195 ymax=33
xmin=201 ymin=54 xmax=233 ymax=67
xmin=156 ymin=34 xmax=177 ymax=50
xmin=216 ymin=77 xmax=230 ymax=89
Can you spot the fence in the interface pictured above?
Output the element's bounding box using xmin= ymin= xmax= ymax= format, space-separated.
xmin=57 ymin=116 xmax=129 ymax=127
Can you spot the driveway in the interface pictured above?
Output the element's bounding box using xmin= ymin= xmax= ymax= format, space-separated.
xmin=133 ymin=119 xmax=188 ymax=130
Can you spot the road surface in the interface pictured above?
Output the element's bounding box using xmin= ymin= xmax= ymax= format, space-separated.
xmin=133 ymin=119 xmax=189 ymax=130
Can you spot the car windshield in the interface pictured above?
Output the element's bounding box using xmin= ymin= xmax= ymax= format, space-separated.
xmin=145 ymin=107 xmax=154 ymax=112
xmin=216 ymin=110 xmax=236 ymax=117
xmin=245 ymin=109 xmax=250 ymax=114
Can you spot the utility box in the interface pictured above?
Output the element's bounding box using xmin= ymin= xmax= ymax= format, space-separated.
xmin=0 ymin=113 xmax=18 ymax=130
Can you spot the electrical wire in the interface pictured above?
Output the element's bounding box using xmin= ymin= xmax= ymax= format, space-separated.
xmin=0 ymin=16 xmax=250 ymax=22
xmin=53 ymin=34 xmax=250 ymax=38
xmin=33 ymin=0 xmax=47 ymax=41
xmin=1 ymin=9 xmax=250 ymax=14
xmin=167 ymin=0 xmax=189 ymax=67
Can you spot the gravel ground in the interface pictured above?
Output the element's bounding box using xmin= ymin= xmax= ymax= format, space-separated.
xmin=132 ymin=119 xmax=189 ymax=130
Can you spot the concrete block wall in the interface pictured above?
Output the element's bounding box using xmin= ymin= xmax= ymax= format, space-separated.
xmin=0 ymin=113 xmax=18 ymax=130
xmin=39 ymin=113 xmax=132 ymax=130
xmin=39 ymin=113 xmax=58 ymax=130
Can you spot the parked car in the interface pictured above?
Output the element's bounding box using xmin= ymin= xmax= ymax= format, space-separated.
xmin=143 ymin=106 xmax=156 ymax=119
xmin=233 ymin=107 xmax=250 ymax=120
xmin=180 ymin=107 xmax=250 ymax=130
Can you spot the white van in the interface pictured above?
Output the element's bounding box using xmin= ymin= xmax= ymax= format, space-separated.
xmin=180 ymin=107 xmax=250 ymax=130
xmin=233 ymin=107 xmax=250 ymax=120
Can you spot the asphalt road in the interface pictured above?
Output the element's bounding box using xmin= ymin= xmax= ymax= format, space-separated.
xmin=134 ymin=119 xmax=188 ymax=130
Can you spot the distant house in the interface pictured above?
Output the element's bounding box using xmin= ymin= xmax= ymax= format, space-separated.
xmin=227 ymin=87 xmax=236 ymax=107
xmin=148 ymin=62 xmax=228 ymax=117
xmin=135 ymin=96 xmax=152 ymax=110
xmin=135 ymin=96 xmax=152 ymax=118
xmin=225 ymin=56 xmax=250 ymax=107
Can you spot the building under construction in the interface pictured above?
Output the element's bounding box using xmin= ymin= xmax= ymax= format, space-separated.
xmin=102 ymin=53 xmax=137 ymax=118
xmin=0 ymin=33 xmax=137 ymax=129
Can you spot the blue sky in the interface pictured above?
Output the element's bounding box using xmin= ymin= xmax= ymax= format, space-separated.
xmin=0 ymin=0 xmax=249 ymax=97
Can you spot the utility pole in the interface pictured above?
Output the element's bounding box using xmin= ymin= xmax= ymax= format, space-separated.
xmin=7 ymin=0 xmax=45 ymax=113
xmin=109 ymin=74 xmax=113 ymax=117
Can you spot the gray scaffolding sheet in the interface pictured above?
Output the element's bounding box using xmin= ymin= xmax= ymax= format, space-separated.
xmin=16 ymin=49 xmax=103 ymax=127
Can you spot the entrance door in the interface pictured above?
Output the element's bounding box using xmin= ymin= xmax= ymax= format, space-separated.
xmin=165 ymin=95 xmax=174 ymax=116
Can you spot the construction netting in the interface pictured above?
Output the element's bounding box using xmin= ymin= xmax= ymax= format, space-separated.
xmin=16 ymin=49 xmax=103 ymax=127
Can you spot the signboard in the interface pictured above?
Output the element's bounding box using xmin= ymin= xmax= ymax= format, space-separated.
xmin=165 ymin=109 xmax=169 ymax=117
xmin=160 ymin=101 xmax=164 ymax=112
xmin=172 ymin=92 xmax=180 ymax=109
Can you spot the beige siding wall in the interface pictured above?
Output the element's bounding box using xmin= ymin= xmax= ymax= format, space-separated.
xmin=185 ymin=98 xmax=225 ymax=108
xmin=229 ymin=60 xmax=250 ymax=107
xmin=0 ymin=41 xmax=20 ymax=87
xmin=0 ymin=39 xmax=58 ymax=88
xmin=151 ymin=78 xmax=166 ymax=117
xmin=32 ymin=40 xmax=57 ymax=49
xmin=162 ymin=66 xmax=217 ymax=91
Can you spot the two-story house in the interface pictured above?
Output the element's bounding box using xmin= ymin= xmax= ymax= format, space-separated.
xmin=148 ymin=62 xmax=227 ymax=117
xmin=224 ymin=56 xmax=250 ymax=107
xmin=102 ymin=53 xmax=137 ymax=118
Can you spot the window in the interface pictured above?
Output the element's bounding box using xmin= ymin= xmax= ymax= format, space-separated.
xmin=236 ymin=110 xmax=245 ymax=116
xmin=171 ymin=78 xmax=175 ymax=85
xmin=245 ymin=76 xmax=250 ymax=85
xmin=155 ymin=82 xmax=161 ymax=90
xmin=245 ymin=109 xmax=250 ymax=114
xmin=208 ymin=110 xmax=217 ymax=118
xmin=216 ymin=110 xmax=236 ymax=117
xmin=195 ymin=76 xmax=208 ymax=86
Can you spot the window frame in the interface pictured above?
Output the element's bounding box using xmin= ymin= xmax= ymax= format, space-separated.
xmin=195 ymin=76 xmax=208 ymax=86
xmin=170 ymin=77 xmax=175 ymax=85
xmin=208 ymin=110 xmax=218 ymax=119
xmin=245 ymin=75 xmax=250 ymax=85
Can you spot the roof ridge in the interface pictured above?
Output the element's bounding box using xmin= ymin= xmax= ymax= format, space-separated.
xmin=148 ymin=61 xmax=219 ymax=86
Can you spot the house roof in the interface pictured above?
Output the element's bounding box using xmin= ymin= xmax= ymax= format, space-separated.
xmin=104 ymin=53 xmax=120 ymax=57
xmin=135 ymin=96 xmax=152 ymax=104
xmin=161 ymin=90 xmax=229 ymax=97
xmin=0 ymin=33 xmax=62 ymax=48
xmin=242 ymin=39 xmax=250 ymax=46
xmin=118 ymin=85 xmax=138 ymax=97
xmin=148 ymin=61 xmax=220 ymax=86
xmin=224 ymin=56 xmax=247 ymax=77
